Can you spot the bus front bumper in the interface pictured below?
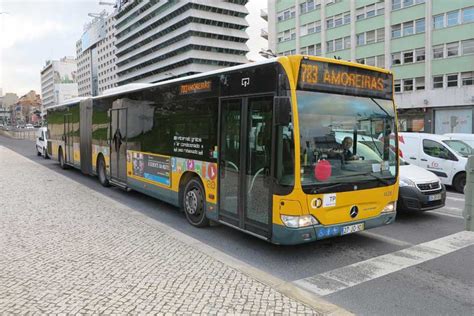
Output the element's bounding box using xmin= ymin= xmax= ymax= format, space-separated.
xmin=272 ymin=211 xmax=397 ymax=245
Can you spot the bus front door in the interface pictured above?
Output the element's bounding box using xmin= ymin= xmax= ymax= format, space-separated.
xmin=64 ymin=113 xmax=73 ymax=164
xmin=109 ymin=108 xmax=128 ymax=184
xmin=219 ymin=96 xmax=274 ymax=239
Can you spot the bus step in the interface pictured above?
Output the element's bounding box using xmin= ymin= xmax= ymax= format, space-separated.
xmin=109 ymin=179 xmax=130 ymax=191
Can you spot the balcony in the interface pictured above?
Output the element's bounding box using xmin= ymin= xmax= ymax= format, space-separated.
xmin=261 ymin=28 xmax=268 ymax=40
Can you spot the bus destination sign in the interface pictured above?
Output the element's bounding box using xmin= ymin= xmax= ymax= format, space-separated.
xmin=297 ymin=60 xmax=393 ymax=99
xmin=180 ymin=80 xmax=212 ymax=95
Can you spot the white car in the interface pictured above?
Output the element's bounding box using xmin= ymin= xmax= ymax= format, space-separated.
xmin=35 ymin=127 xmax=49 ymax=159
xmin=399 ymin=132 xmax=472 ymax=192
xmin=398 ymin=159 xmax=446 ymax=211
xmin=25 ymin=124 xmax=34 ymax=129
xmin=444 ymin=133 xmax=474 ymax=148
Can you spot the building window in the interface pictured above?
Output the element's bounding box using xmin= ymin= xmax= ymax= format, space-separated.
xmin=463 ymin=7 xmax=474 ymax=23
xmin=366 ymin=56 xmax=376 ymax=66
xmin=343 ymin=36 xmax=351 ymax=49
xmin=377 ymin=54 xmax=385 ymax=68
xmin=376 ymin=27 xmax=385 ymax=42
xmin=415 ymin=18 xmax=425 ymax=33
xmin=404 ymin=79 xmax=414 ymax=91
xmin=433 ymin=14 xmax=444 ymax=29
xmin=446 ymin=42 xmax=459 ymax=57
xmin=334 ymin=38 xmax=343 ymax=51
xmin=415 ymin=77 xmax=425 ymax=90
xmin=366 ymin=4 xmax=376 ymax=18
xmin=461 ymin=71 xmax=474 ymax=86
xmin=403 ymin=21 xmax=414 ymax=36
xmin=392 ymin=52 xmax=401 ymax=65
xmin=356 ymin=8 xmax=364 ymax=20
xmin=392 ymin=24 xmax=401 ymax=38
xmin=277 ymin=7 xmax=296 ymax=22
xmin=447 ymin=10 xmax=459 ymax=27
xmin=433 ymin=45 xmax=444 ymax=59
xmin=433 ymin=75 xmax=444 ymax=88
xmin=446 ymin=74 xmax=458 ymax=87
xmin=462 ymin=39 xmax=474 ymax=55
xmin=394 ymin=80 xmax=401 ymax=92
xmin=327 ymin=17 xmax=334 ymax=29
xmin=415 ymin=48 xmax=425 ymax=61
xmin=403 ymin=51 xmax=414 ymax=63
xmin=392 ymin=0 xmax=401 ymax=10
xmin=357 ymin=33 xmax=365 ymax=46
xmin=327 ymin=41 xmax=334 ymax=53
xmin=366 ymin=30 xmax=376 ymax=44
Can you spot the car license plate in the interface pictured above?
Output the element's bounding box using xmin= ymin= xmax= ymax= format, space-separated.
xmin=428 ymin=194 xmax=442 ymax=201
xmin=342 ymin=223 xmax=364 ymax=235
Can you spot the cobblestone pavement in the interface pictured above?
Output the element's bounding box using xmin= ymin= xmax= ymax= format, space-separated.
xmin=0 ymin=146 xmax=322 ymax=314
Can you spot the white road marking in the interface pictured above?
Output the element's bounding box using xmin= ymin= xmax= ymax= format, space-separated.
xmin=430 ymin=211 xmax=464 ymax=219
xmin=446 ymin=196 xmax=465 ymax=202
xmin=359 ymin=231 xmax=413 ymax=247
xmin=293 ymin=231 xmax=474 ymax=296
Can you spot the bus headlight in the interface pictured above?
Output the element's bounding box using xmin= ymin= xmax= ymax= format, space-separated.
xmin=281 ymin=215 xmax=319 ymax=228
xmin=381 ymin=202 xmax=396 ymax=213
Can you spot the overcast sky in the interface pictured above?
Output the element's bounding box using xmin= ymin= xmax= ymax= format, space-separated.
xmin=0 ymin=0 xmax=267 ymax=97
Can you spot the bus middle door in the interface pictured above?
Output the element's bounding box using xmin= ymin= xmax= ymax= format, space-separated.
xmin=64 ymin=113 xmax=73 ymax=164
xmin=109 ymin=108 xmax=128 ymax=184
xmin=218 ymin=95 xmax=274 ymax=239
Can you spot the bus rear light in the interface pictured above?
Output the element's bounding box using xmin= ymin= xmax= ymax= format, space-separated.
xmin=281 ymin=215 xmax=319 ymax=228
xmin=381 ymin=202 xmax=396 ymax=213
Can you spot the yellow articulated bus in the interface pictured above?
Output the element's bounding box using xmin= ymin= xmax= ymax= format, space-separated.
xmin=46 ymin=55 xmax=398 ymax=245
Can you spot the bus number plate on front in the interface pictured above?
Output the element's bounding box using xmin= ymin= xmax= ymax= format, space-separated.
xmin=342 ymin=223 xmax=365 ymax=235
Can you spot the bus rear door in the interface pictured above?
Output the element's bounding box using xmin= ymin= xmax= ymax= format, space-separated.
xmin=218 ymin=95 xmax=274 ymax=239
xmin=109 ymin=107 xmax=128 ymax=185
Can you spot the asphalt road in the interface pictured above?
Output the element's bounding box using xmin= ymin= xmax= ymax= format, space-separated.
xmin=1 ymin=136 xmax=473 ymax=315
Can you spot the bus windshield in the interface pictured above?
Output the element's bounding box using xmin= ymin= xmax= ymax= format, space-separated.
xmin=297 ymin=90 xmax=397 ymax=192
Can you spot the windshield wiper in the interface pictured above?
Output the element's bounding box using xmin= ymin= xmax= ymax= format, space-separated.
xmin=310 ymin=182 xmax=352 ymax=194
xmin=343 ymin=172 xmax=393 ymax=185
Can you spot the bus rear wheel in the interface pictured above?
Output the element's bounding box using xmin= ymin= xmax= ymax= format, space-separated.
xmin=59 ymin=148 xmax=68 ymax=169
xmin=183 ymin=178 xmax=209 ymax=227
xmin=97 ymin=155 xmax=110 ymax=187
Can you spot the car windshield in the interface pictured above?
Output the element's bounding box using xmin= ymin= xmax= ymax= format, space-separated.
xmin=443 ymin=140 xmax=473 ymax=157
xmin=297 ymin=91 xmax=397 ymax=191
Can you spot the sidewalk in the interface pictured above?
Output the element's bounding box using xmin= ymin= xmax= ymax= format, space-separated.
xmin=0 ymin=146 xmax=348 ymax=315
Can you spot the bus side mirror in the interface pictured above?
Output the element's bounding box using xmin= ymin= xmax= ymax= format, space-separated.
xmin=274 ymin=97 xmax=291 ymax=126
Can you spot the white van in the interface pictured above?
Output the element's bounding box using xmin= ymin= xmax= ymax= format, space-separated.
xmin=399 ymin=132 xmax=472 ymax=192
xmin=35 ymin=127 xmax=49 ymax=159
xmin=444 ymin=133 xmax=474 ymax=148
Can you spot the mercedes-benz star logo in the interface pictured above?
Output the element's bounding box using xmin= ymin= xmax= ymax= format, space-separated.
xmin=350 ymin=206 xmax=359 ymax=218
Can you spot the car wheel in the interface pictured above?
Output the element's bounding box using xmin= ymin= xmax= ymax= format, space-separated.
xmin=453 ymin=173 xmax=466 ymax=194
xmin=182 ymin=178 xmax=209 ymax=228
xmin=97 ymin=155 xmax=110 ymax=187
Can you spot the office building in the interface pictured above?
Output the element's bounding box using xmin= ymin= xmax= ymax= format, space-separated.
xmin=114 ymin=0 xmax=250 ymax=85
xmin=40 ymin=57 xmax=78 ymax=110
xmin=268 ymin=0 xmax=474 ymax=133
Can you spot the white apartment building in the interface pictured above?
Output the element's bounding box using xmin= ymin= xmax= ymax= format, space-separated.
xmin=114 ymin=0 xmax=250 ymax=86
xmin=98 ymin=14 xmax=118 ymax=94
xmin=40 ymin=57 xmax=78 ymax=110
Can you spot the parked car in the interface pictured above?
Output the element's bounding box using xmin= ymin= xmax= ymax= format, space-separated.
xmin=35 ymin=127 xmax=49 ymax=159
xmin=444 ymin=133 xmax=474 ymax=148
xmin=399 ymin=132 xmax=472 ymax=192
xmin=398 ymin=158 xmax=446 ymax=211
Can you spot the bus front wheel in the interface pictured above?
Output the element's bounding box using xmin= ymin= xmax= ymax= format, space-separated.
xmin=183 ymin=178 xmax=209 ymax=228
xmin=97 ymin=155 xmax=110 ymax=187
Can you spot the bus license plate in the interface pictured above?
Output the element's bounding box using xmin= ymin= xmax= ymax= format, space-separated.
xmin=428 ymin=194 xmax=442 ymax=201
xmin=342 ymin=223 xmax=364 ymax=235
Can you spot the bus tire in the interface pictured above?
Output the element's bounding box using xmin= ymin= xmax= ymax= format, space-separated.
xmin=182 ymin=178 xmax=209 ymax=228
xmin=59 ymin=147 xmax=68 ymax=169
xmin=453 ymin=172 xmax=466 ymax=193
xmin=97 ymin=155 xmax=110 ymax=187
